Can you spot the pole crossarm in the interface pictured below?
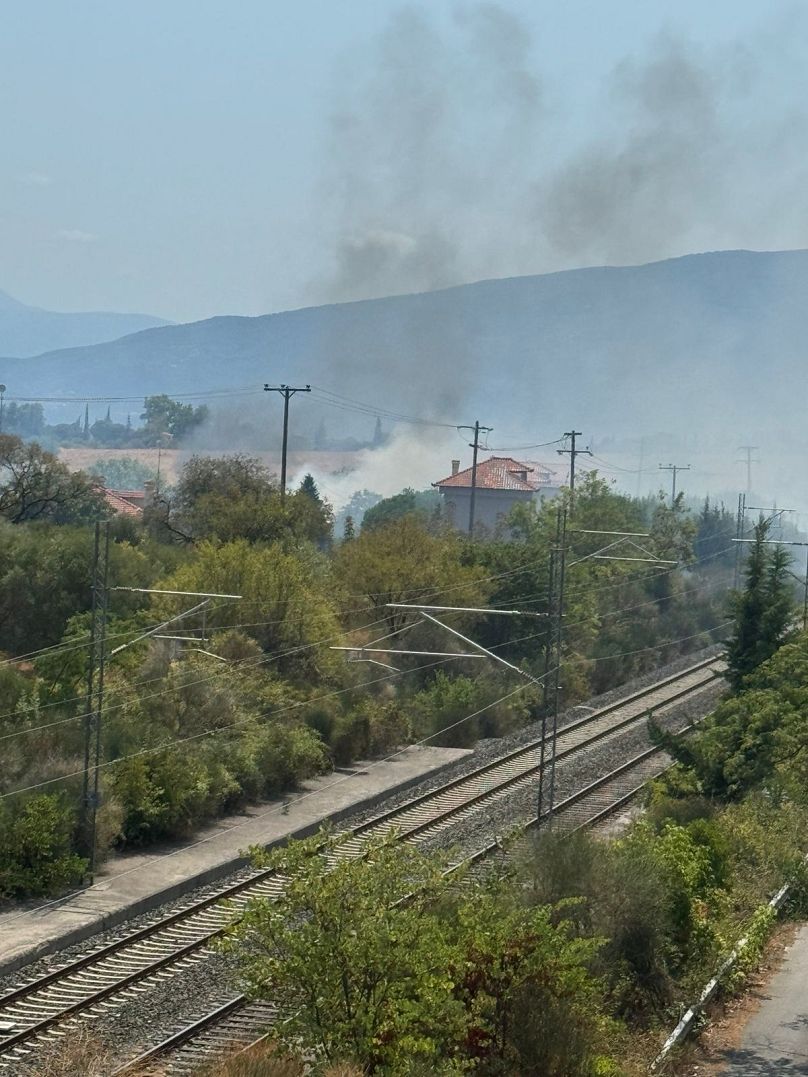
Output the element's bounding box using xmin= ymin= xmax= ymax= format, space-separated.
xmin=658 ymin=463 xmax=690 ymax=506
xmin=557 ymin=430 xmax=592 ymax=512
xmin=387 ymin=602 xmax=550 ymax=618
xmin=331 ymin=646 xmax=484 ymax=659
xmin=591 ymin=555 xmax=678 ymax=564
xmin=568 ymin=529 xmax=650 ymax=537
xmin=108 ymin=598 xmax=211 ymax=656
xmin=457 ymin=420 xmax=493 ymax=536
xmin=567 ymin=534 xmax=678 ymax=570
xmin=733 ymin=539 xmax=808 ymax=546
xmin=110 ymin=587 xmax=242 ymax=599
xmin=416 ymin=611 xmax=543 ymax=687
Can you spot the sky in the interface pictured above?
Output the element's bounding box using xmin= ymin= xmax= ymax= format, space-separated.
xmin=2 ymin=1 xmax=806 ymax=323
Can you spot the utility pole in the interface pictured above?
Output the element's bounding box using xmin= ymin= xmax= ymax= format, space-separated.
xmin=547 ymin=505 xmax=568 ymax=822
xmin=658 ymin=463 xmax=690 ymax=507
xmin=80 ymin=577 xmax=242 ymax=879
xmin=542 ymin=525 xmax=679 ymax=825
xmin=81 ymin=520 xmax=110 ymax=876
xmin=457 ymin=420 xmax=492 ymax=536
xmin=264 ymin=384 xmax=311 ymax=500
xmin=557 ymin=430 xmax=592 ymax=512
xmin=734 ymin=492 xmax=746 ymax=589
xmin=0 ymin=384 xmax=5 ymax=433
xmin=737 ymin=445 xmax=759 ymax=496
xmin=636 ymin=436 xmax=645 ymax=500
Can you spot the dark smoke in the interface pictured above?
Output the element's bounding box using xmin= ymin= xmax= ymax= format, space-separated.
xmin=313 ymin=5 xmax=808 ymax=301
xmin=316 ymin=3 xmax=543 ymax=303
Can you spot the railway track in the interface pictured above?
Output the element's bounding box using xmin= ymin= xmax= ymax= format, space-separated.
xmin=118 ymin=712 xmax=703 ymax=1075
xmin=116 ymin=998 xmax=277 ymax=1076
xmin=0 ymin=654 xmax=723 ymax=1072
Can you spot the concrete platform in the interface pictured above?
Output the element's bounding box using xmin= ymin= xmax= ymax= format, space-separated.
xmin=0 ymin=745 xmax=469 ymax=977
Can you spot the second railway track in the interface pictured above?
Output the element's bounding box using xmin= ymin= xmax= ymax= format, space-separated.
xmin=118 ymin=715 xmax=704 ymax=1075
xmin=0 ymin=653 xmax=724 ymax=1070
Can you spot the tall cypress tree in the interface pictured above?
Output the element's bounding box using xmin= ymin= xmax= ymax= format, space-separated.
xmin=726 ymin=520 xmax=794 ymax=690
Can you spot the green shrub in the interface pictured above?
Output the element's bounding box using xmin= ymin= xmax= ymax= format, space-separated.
xmin=0 ymin=795 xmax=87 ymax=900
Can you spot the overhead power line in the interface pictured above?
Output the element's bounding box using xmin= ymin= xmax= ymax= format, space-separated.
xmin=6 ymin=387 xmax=263 ymax=404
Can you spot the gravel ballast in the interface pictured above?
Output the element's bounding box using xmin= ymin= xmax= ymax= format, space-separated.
xmin=6 ymin=646 xmax=727 ymax=1072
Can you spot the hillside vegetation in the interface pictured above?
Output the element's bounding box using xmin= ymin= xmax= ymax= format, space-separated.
xmin=0 ymin=435 xmax=736 ymax=899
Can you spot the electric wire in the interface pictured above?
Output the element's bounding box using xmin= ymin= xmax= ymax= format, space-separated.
xmin=0 ymin=638 xmax=548 ymax=800
xmin=0 ymin=542 xmax=740 ymax=738
xmin=0 ymin=678 xmax=536 ymax=927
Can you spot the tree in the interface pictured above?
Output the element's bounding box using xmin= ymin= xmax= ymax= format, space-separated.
xmin=726 ymin=520 xmax=794 ymax=690
xmin=140 ymin=394 xmax=208 ymax=445
xmin=222 ymin=833 xmax=464 ymax=1072
xmin=0 ymin=435 xmax=105 ymax=524
xmin=361 ymin=487 xmax=440 ymax=532
xmin=298 ymin=473 xmax=321 ymax=502
xmin=335 ymin=516 xmax=489 ymax=634
xmin=314 ymin=418 xmax=328 ymax=450
xmin=222 ymin=832 xmax=609 ymax=1075
xmin=694 ymin=497 xmax=736 ymax=569
xmin=154 ymin=539 xmax=342 ymax=676
xmin=154 ymin=455 xmax=332 ymax=547
xmin=89 ymin=415 xmax=132 ymax=448
xmin=91 ymin=456 xmax=157 ymax=490
xmin=0 ymin=523 xmax=154 ymax=658
xmin=2 ymin=402 xmax=45 ymax=439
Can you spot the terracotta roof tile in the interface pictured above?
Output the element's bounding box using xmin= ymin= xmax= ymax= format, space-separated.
xmin=434 ymin=456 xmax=558 ymax=492
xmin=103 ymin=489 xmax=143 ymax=517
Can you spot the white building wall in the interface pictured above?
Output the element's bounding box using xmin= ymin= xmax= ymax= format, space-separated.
xmin=441 ymin=486 xmax=561 ymax=534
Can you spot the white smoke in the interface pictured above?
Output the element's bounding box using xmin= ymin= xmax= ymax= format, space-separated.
xmin=291 ymin=425 xmax=460 ymax=510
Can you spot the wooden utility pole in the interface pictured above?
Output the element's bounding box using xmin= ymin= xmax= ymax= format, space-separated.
xmin=264 ymin=384 xmax=311 ymax=499
xmin=737 ymin=445 xmax=759 ymax=496
xmin=81 ymin=519 xmax=110 ymax=877
xmin=557 ymin=430 xmax=592 ymax=512
xmin=658 ymin=463 xmax=690 ymax=507
xmin=457 ymin=420 xmax=492 ymax=536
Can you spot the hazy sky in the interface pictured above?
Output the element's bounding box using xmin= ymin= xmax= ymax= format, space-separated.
xmin=2 ymin=1 xmax=805 ymax=322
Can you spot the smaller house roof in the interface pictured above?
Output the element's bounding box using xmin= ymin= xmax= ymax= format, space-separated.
xmin=102 ymin=488 xmax=143 ymax=517
xmin=433 ymin=456 xmax=557 ymax=492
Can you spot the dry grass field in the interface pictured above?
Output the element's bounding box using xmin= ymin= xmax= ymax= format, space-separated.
xmin=58 ymin=448 xmax=361 ymax=486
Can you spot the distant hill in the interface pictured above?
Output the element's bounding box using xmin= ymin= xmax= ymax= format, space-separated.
xmin=0 ymin=290 xmax=170 ymax=358
xmin=3 ymin=250 xmax=807 ymax=437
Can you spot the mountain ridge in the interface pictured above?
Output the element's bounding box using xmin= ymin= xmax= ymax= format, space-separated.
xmin=0 ymin=289 xmax=171 ymax=358
xmin=3 ymin=249 xmax=807 ymax=437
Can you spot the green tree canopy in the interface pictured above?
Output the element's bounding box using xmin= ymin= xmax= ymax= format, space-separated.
xmin=222 ymin=832 xmax=607 ymax=1074
xmin=154 ymin=454 xmax=332 ymax=547
xmin=726 ymin=520 xmax=795 ymax=691
xmin=140 ymin=394 xmax=208 ymax=445
xmin=335 ymin=515 xmax=489 ymax=634
xmin=0 ymin=434 xmax=104 ymax=524
xmin=154 ymin=539 xmax=342 ymax=677
xmin=361 ymin=487 xmax=440 ymax=532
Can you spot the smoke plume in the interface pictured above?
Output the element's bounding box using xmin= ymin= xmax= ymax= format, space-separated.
xmin=314 ymin=5 xmax=808 ymax=303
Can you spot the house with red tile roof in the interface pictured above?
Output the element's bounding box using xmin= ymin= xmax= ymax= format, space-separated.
xmin=433 ymin=456 xmax=561 ymax=534
xmin=95 ymin=481 xmax=156 ymax=519
xmin=101 ymin=488 xmax=144 ymax=517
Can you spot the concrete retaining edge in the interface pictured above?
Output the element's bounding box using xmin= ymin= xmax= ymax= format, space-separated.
xmin=649 ymin=880 xmax=792 ymax=1072
xmin=0 ymin=760 xmax=458 ymax=979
